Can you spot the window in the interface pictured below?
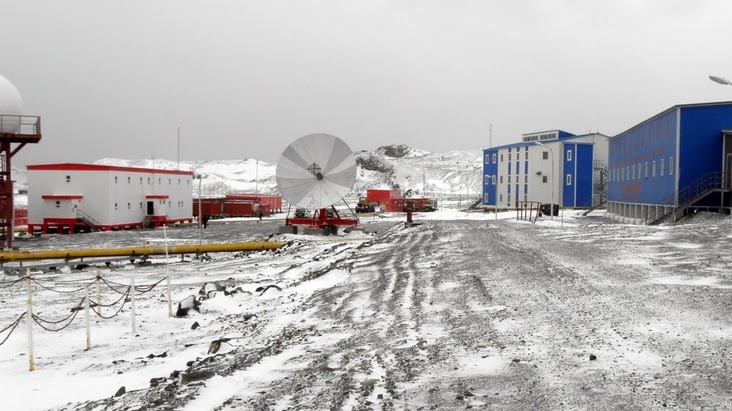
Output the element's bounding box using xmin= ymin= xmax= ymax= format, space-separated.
xmin=114 ymin=203 xmax=118 ymax=210
xmin=484 ymin=193 xmax=489 ymax=202
xmin=652 ymin=160 xmax=656 ymax=177
xmin=542 ymin=151 xmax=549 ymax=160
xmin=508 ymin=153 xmax=512 ymax=161
xmin=492 ymin=175 xmax=496 ymax=185
xmin=55 ymin=201 xmax=60 ymax=208
xmin=500 ymin=175 xmax=504 ymax=183
xmin=542 ymin=175 xmax=548 ymax=183
xmin=492 ymin=153 xmax=497 ymax=163
xmin=660 ymin=159 xmax=665 ymax=176
xmin=148 ymin=177 xmax=151 ymax=184
xmin=508 ymin=176 xmax=511 ymax=184
xmin=127 ymin=176 xmax=131 ymax=184
xmin=140 ymin=177 xmax=143 ymax=184
xmin=632 ymin=164 xmax=636 ymax=180
xmin=485 ymin=154 xmax=490 ymax=164
xmin=669 ymin=156 xmax=674 ymax=175
xmin=178 ymin=178 xmax=181 ymax=185
xmin=566 ymin=174 xmax=572 ymax=185
xmin=65 ymin=175 xmax=71 ymax=183
xmin=524 ymin=175 xmax=528 ymax=183
xmin=168 ymin=178 xmax=171 ymax=184
xmin=485 ymin=175 xmax=491 ymax=185
xmin=127 ymin=202 xmax=131 ymax=209
xmin=566 ymin=150 xmax=572 ymax=161
xmin=525 ymin=150 xmax=529 ymax=160
xmin=114 ymin=176 xmax=118 ymax=183
xmin=500 ymin=154 xmax=504 ymax=162
xmin=139 ymin=202 xmax=143 ymax=209
xmin=645 ymin=162 xmax=649 ymax=178
xmin=499 ymin=194 xmax=503 ymax=202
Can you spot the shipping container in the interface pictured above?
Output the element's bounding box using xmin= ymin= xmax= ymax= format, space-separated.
xmin=367 ymin=189 xmax=402 ymax=202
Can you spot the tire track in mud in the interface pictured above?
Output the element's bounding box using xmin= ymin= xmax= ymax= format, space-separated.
xmin=68 ymin=219 xmax=732 ymax=410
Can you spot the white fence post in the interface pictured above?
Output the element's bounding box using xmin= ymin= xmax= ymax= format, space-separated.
xmin=96 ymin=269 xmax=102 ymax=317
xmin=130 ymin=277 xmax=136 ymax=333
xmin=164 ymin=225 xmax=172 ymax=317
xmin=26 ymin=268 xmax=34 ymax=372
xmin=84 ymin=286 xmax=91 ymax=351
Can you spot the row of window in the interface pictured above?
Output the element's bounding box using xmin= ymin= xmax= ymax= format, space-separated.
xmin=610 ymin=156 xmax=674 ymax=182
xmin=55 ymin=200 xmax=187 ymax=209
xmin=484 ymin=174 xmax=550 ymax=185
xmin=484 ymin=149 xmax=561 ymax=164
xmin=112 ymin=200 xmax=186 ymax=210
xmin=485 ymin=193 xmax=529 ymax=207
xmin=64 ymin=175 xmax=191 ymax=186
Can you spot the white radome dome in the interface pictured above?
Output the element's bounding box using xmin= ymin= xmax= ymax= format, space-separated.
xmin=0 ymin=74 xmax=23 ymax=133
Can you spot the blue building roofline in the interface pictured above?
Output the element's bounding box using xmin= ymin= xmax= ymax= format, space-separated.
xmin=611 ymin=101 xmax=732 ymax=140
xmin=484 ymin=132 xmax=609 ymax=152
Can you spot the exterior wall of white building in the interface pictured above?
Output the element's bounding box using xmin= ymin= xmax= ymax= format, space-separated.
xmin=27 ymin=163 xmax=193 ymax=232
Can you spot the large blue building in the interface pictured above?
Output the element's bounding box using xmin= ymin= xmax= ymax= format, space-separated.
xmin=482 ymin=130 xmax=608 ymax=210
xmin=606 ymin=101 xmax=732 ymax=224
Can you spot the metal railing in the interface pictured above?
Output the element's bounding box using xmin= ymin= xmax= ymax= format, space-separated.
xmin=76 ymin=208 xmax=102 ymax=230
xmin=645 ymin=171 xmax=724 ymax=225
xmin=0 ymin=114 xmax=41 ymax=135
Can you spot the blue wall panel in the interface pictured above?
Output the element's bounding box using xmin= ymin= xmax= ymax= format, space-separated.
xmin=679 ymin=104 xmax=732 ymax=188
xmin=576 ymin=144 xmax=594 ymax=207
xmin=482 ymin=149 xmax=497 ymax=206
xmin=608 ymin=109 xmax=678 ymax=205
xmin=562 ymin=144 xmax=575 ymax=206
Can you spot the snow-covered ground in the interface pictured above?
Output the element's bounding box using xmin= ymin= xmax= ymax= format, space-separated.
xmin=2 ymin=208 xmax=732 ymax=410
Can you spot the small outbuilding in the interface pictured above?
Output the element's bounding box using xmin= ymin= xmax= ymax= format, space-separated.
xmin=27 ymin=163 xmax=194 ymax=233
xmin=606 ymin=101 xmax=732 ymax=224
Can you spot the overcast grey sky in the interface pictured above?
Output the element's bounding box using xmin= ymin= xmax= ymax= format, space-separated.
xmin=2 ymin=0 xmax=732 ymax=167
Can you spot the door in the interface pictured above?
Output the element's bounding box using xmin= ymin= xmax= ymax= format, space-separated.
xmin=146 ymin=201 xmax=154 ymax=215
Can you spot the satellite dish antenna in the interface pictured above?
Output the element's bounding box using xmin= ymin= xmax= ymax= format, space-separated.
xmin=276 ymin=133 xmax=357 ymax=209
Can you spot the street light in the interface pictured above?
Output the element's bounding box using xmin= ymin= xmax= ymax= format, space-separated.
xmin=194 ymin=173 xmax=207 ymax=244
xmin=709 ymin=75 xmax=732 ymax=86
xmin=534 ymin=141 xmax=555 ymax=220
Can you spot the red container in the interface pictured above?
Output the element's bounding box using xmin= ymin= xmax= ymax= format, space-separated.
xmin=226 ymin=194 xmax=282 ymax=213
xmin=367 ymin=189 xmax=402 ymax=202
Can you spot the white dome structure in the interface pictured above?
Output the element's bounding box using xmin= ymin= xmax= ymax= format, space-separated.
xmin=0 ymin=74 xmax=23 ymax=133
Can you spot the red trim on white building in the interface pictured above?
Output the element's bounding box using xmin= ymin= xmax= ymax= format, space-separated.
xmin=145 ymin=194 xmax=170 ymax=199
xmin=41 ymin=194 xmax=84 ymax=200
xmin=27 ymin=163 xmax=193 ymax=176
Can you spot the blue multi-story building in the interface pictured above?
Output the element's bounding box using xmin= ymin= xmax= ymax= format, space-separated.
xmin=482 ymin=130 xmax=609 ymax=210
xmin=606 ymin=101 xmax=732 ymax=224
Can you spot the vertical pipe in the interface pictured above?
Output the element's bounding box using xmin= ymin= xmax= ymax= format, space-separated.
xmin=84 ymin=286 xmax=91 ymax=351
xmin=130 ymin=277 xmax=136 ymax=333
xmin=26 ymin=268 xmax=34 ymax=371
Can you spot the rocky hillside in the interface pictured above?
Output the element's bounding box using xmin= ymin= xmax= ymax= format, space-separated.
xmin=14 ymin=144 xmax=483 ymax=205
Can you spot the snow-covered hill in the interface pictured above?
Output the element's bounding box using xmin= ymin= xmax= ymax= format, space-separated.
xmin=14 ymin=145 xmax=482 ymax=206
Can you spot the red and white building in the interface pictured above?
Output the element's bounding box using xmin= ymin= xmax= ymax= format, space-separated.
xmin=26 ymin=163 xmax=194 ymax=234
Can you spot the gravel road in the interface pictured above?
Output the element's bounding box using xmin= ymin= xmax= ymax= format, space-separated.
xmin=5 ymin=214 xmax=732 ymax=410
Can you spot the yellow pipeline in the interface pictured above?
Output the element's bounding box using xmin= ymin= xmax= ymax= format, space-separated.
xmin=0 ymin=241 xmax=282 ymax=263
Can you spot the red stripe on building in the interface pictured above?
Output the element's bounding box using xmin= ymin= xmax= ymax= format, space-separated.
xmin=41 ymin=195 xmax=84 ymax=200
xmin=27 ymin=163 xmax=193 ymax=176
xmin=145 ymin=194 xmax=170 ymax=199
